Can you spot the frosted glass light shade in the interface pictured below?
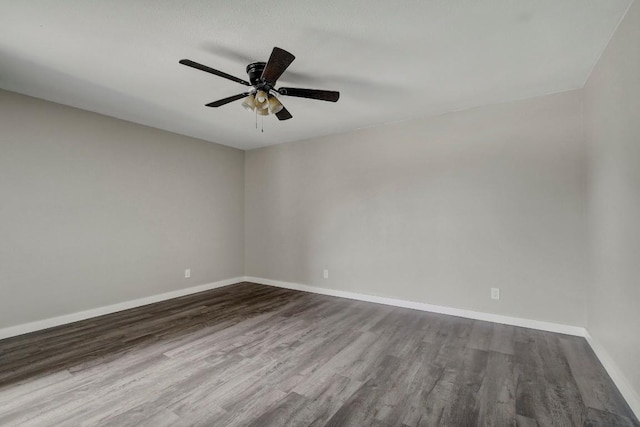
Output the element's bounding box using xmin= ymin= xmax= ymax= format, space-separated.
xmin=267 ymin=96 xmax=284 ymax=114
xmin=256 ymin=106 xmax=269 ymax=116
xmin=255 ymin=90 xmax=269 ymax=109
xmin=241 ymin=95 xmax=256 ymax=111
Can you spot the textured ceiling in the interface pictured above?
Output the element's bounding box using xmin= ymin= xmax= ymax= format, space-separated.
xmin=0 ymin=0 xmax=632 ymax=149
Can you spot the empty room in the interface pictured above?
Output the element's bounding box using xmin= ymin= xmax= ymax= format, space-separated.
xmin=1 ymin=1 xmax=639 ymax=426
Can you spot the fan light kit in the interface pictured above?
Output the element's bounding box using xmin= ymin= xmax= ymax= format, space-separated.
xmin=179 ymin=47 xmax=340 ymax=124
xmin=243 ymin=90 xmax=283 ymax=116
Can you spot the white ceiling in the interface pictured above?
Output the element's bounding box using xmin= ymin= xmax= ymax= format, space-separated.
xmin=0 ymin=1 xmax=632 ymax=150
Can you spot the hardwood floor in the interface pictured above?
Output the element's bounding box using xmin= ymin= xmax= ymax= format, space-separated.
xmin=0 ymin=282 xmax=637 ymax=426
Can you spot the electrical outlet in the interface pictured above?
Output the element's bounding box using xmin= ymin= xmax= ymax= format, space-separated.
xmin=323 ymin=269 xmax=329 ymax=279
xmin=185 ymin=269 xmax=191 ymax=279
xmin=491 ymin=287 xmax=500 ymax=300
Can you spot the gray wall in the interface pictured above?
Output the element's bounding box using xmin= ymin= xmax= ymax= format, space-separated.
xmin=0 ymin=89 xmax=245 ymax=328
xmin=584 ymin=0 xmax=640 ymax=402
xmin=245 ymin=91 xmax=589 ymax=326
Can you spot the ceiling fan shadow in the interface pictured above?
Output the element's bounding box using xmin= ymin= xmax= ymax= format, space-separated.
xmin=280 ymin=73 xmax=412 ymax=102
xmin=200 ymin=42 xmax=319 ymax=83
xmin=201 ymin=42 xmax=258 ymax=64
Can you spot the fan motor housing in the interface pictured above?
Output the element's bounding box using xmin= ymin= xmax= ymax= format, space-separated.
xmin=246 ymin=62 xmax=266 ymax=86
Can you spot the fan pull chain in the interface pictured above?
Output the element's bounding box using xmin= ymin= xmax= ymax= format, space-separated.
xmin=261 ymin=116 xmax=264 ymax=133
xmin=255 ymin=109 xmax=258 ymax=129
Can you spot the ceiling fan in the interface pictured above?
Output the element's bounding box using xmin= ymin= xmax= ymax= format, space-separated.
xmin=179 ymin=47 xmax=340 ymax=121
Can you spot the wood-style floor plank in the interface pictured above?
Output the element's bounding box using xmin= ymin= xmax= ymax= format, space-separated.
xmin=0 ymin=282 xmax=637 ymax=426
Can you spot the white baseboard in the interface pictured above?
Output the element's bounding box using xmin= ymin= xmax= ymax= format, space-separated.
xmin=244 ymin=276 xmax=586 ymax=337
xmin=0 ymin=276 xmax=585 ymax=340
xmin=0 ymin=277 xmax=244 ymax=340
xmin=585 ymin=332 xmax=640 ymax=420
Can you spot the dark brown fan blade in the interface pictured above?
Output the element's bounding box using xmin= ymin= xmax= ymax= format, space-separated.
xmin=277 ymin=87 xmax=340 ymax=102
xmin=179 ymin=59 xmax=250 ymax=86
xmin=276 ymin=106 xmax=293 ymax=121
xmin=206 ymin=93 xmax=250 ymax=107
xmin=261 ymin=47 xmax=295 ymax=83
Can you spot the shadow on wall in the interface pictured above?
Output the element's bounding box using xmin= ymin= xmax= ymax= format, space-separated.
xmin=0 ymin=47 xmax=197 ymax=134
